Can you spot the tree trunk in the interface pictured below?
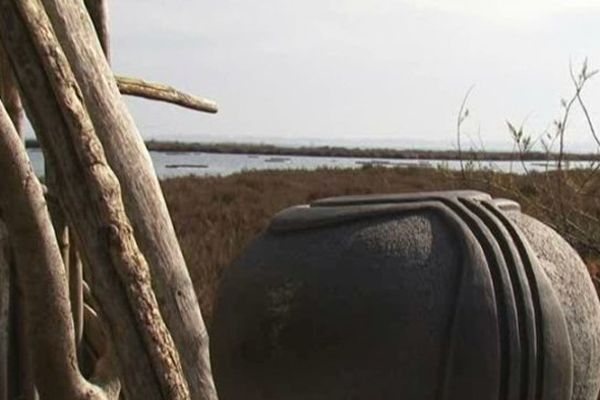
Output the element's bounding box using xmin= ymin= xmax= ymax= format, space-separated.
xmin=40 ymin=1 xmax=218 ymax=398
xmin=0 ymin=0 xmax=191 ymax=398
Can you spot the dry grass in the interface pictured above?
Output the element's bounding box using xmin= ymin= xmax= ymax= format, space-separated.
xmin=162 ymin=166 xmax=600 ymax=327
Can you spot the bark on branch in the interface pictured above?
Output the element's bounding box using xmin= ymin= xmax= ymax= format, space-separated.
xmin=117 ymin=76 xmax=218 ymax=114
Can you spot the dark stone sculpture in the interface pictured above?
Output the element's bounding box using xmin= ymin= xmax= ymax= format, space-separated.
xmin=211 ymin=191 xmax=600 ymax=400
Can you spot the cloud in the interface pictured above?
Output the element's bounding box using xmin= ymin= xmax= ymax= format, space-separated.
xmin=405 ymin=0 xmax=600 ymax=23
xmin=109 ymin=0 xmax=600 ymax=150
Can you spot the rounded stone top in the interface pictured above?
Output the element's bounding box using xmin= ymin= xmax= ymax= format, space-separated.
xmin=211 ymin=191 xmax=600 ymax=400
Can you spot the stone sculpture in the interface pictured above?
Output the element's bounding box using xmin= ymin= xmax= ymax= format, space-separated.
xmin=211 ymin=190 xmax=600 ymax=400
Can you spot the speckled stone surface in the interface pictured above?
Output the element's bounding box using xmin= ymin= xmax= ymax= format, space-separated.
xmin=509 ymin=212 xmax=600 ymax=400
xmin=210 ymin=191 xmax=600 ymax=400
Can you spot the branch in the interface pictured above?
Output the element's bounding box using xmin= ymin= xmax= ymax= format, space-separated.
xmin=38 ymin=0 xmax=219 ymax=396
xmin=117 ymin=75 xmax=218 ymax=114
xmin=0 ymin=100 xmax=104 ymax=399
xmin=0 ymin=0 xmax=191 ymax=397
xmin=456 ymin=85 xmax=474 ymax=179
xmin=84 ymin=0 xmax=109 ymax=61
xmin=69 ymin=242 xmax=84 ymax=348
xmin=84 ymin=304 xmax=121 ymax=400
xmin=0 ymin=39 xmax=24 ymax=134
xmin=0 ymin=220 xmax=9 ymax=400
xmin=569 ymin=62 xmax=600 ymax=148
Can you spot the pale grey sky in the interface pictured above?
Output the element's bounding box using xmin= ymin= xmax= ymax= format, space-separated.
xmin=111 ymin=0 xmax=600 ymax=150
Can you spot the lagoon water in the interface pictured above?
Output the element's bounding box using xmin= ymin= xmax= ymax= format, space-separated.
xmin=27 ymin=148 xmax=593 ymax=179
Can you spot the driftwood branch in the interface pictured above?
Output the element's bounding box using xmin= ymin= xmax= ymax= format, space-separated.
xmin=37 ymin=0 xmax=218 ymax=397
xmin=117 ymin=75 xmax=218 ymax=114
xmin=0 ymin=39 xmax=24 ymax=132
xmin=69 ymin=241 xmax=84 ymax=348
xmin=0 ymin=100 xmax=104 ymax=399
xmin=0 ymin=221 xmax=9 ymax=400
xmin=84 ymin=0 xmax=109 ymax=61
xmin=0 ymin=31 xmax=34 ymax=400
xmin=84 ymin=304 xmax=120 ymax=400
xmin=83 ymin=0 xmax=218 ymax=115
xmin=1 ymin=0 xmax=218 ymax=397
xmin=0 ymin=0 xmax=192 ymax=397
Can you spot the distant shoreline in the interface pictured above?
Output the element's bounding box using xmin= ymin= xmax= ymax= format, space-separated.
xmin=25 ymin=139 xmax=600 ymax=162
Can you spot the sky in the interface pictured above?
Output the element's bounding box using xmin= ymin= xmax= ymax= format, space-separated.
xmin=110 ymin=0 xmax=600 ymax=150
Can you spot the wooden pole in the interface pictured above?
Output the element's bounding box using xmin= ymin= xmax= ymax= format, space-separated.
xmin=45 ymin=175 xmax=70 ymax=272
xmin=69 ymin=234 xmax=84 ymax=349
xmin=0 ymin=220 xmax=9 ymax=400
xmin=40 ymin=0 xmax=218 ymax=397
xmin=0 ymin=100 xmax=105 ymax=400
xmin=0 ymin=32 xmax=37 ymax=400
xmin=0 ymin=40 xmax=23 ymax=132
xmin=0 ymin=0 xmax=191 ymax=398
xmin=0 ymin=45 xmax=11 ymax=400
xmin=84 ymin=0 xmax=109 ymax=62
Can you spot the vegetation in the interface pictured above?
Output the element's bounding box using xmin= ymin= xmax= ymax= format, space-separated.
xmin=24 ymin=138 xmax=600 ymax=161
xmin=164 ymin=166 xmax=600 ymax=328
xmin=142 ymin=140 xmax=600 ymax=161
xmin=1 ymin=0 xmax=598 ymax=396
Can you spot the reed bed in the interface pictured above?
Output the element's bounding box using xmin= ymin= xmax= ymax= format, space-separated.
xmin=162 ymin=166 xmax=600 ymax=327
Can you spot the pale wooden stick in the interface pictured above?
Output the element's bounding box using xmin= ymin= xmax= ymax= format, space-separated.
xmin=117 ymin=75 xmax=218 ymax=114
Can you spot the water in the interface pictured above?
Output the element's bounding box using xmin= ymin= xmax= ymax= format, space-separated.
xmin=27 ymin=148 xmax=595 ymax=178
